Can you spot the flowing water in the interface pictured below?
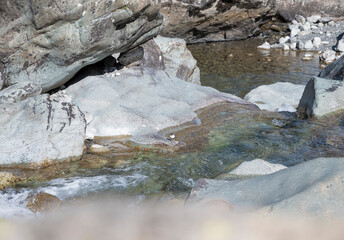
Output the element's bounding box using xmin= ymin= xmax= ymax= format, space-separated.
xmin=1 ymin=38 xmax=344 ymax=218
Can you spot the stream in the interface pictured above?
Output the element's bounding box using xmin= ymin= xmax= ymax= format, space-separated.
xmin=1 ymin=38 xmax=344 ymax=218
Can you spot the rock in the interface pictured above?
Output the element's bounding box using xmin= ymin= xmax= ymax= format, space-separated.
xmin=230 ymin=159 xmax=287 ymax=176
xmin=270 ymin=24 xmax=283 ymax=32
xmin=0 ymin=172 xmax=21 ymax=190
xmin=296 ymin=40 xmax=304 ymax=50
xmin=300 ymin=22 xmax=311 ymax=31
xmin=0 ymin=0 xmax=165 ymax=92
xmin=303 ymin=53 xmax=313 ymax=61
xmin=187 ymin=158 xmax=344 ymax=218
xmin=335 ymin=39 xmax=344 ymax=52
xmin=304 ymin=40 xmax=314 ymax=50
xmin=160 ymin=0 xmax=275 ymax=43
xmin=282 ymin=44 xmax=290 ymax=50
xmin=313 ymin=37 xmax=322 ymax=48
xmin=320 ymin=50 xmax=336 ymax=64
xmin=319 ymin=17 xmax=334 ymax=24
xmin=118 ymin=47 xmax=144 ymax=67
xmin=270 ymin=44 xmax=283 ymax=49
xmin=244 ymin=82 xmax=305 ymax=112
xmin=295 ymin=14 xmax=306 ymax=24
xmin=0 ymin=81 xmax=42 ymax=104
xmin=142 ymin=36 xmax=200 ymax=84
xmin=0 ymin=94 xmax=86 ymax=165
xmin=290 ymin=28 xmax=300 ymax=38
xmin=89 ymin=144 xmax=111 ymax=154
xmin=257 ymin=42 xmax=271 ymax=50
xmin=65 ymin=67 xmax=251 ymax=144
xmin=329 ymin=21 xmax=335 ymax=26
xmin=298 ymin=30 xmax=312 ymax=37
xmin=279 ymin=36 xmax=290 ymax=44
xmin=298 ymin=76 xmax=344 ymax=117
xmin=318 ymin=55 xmax=344 ymax=80
xmin=289 ymin=24 xmax=299 ymax=31
xmin=306 ymin=15 xmax=321 ymax=24
xmin=290 ymin=42 xmax=297 ymax=50
xmin=27 ymin=192 xmax=62 ymax=213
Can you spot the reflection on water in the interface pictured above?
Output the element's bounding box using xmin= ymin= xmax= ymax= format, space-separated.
xmin=188 ymin=38 xmax=321 ymax=97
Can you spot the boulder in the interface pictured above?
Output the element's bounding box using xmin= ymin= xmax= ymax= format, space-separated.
xmin=257 ymin=42 xmax=271 ymax=50
xmin=298 ymin=76 xmax=344 ymax=117
xmin=142 ymin=36 xmax=201 ymax=84
xmin=160 ymin=0 xmax=275 ymax=43
xmin=319 ymin=50 xmax=336 ymax=64
xmin=244 ymin=82 xmax=305 ymax=112
xmin=230 ymin=159 xmax=287 ymax=176
xmin=186 ymin=157 xmax=344 ymax=218
xmin=0 ymin=94 xmax=86 ymax=165
xmin=65 ymin=67 xmax=251 ymax=145
xmin=0 ymin=0 xmax=165 ymax=92
xmin=0 ymin=81 xmax=41 ymax=104
xmin=304 ymin=40 xmax=314 ymax=50
xmin=312 ymin=37 xmax=322 ymax=48
xmin=318 ymin=55 xmax=344 ymax=80
xmin=27 ymin=192 xmax=62 ymax=213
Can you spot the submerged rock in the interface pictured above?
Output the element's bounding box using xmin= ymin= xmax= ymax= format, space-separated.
xmin=244 ymin=82 xmax=305 ymax=112
xmin=186 ymin=157 xmax=344 ymax=218
xmin=27 ymin=192 xmax=62 ymax=213
xmin=0 ymin=94 xmax=86 ymax=165
xmin=0 ymin=0 xmax=165 ymax=92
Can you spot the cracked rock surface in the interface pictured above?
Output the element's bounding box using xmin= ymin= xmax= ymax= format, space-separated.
xmin=0 ymin=0 xmax=165 ymax=92
xmin=0 ymin=94 xmax=86 ymax=165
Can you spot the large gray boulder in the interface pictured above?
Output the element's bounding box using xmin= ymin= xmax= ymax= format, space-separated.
xmin=0 ymin=94 xmax=86 ymax=165
xmin=0 ymin=81 xmax=41 ymax=104
xmin=187 ymin=157 xmax=344 ymax=218
xmin=244 ymin=82 xmax=305 ymax=112
xmin=65 ymin=66 xmax=251 ymax=144
xmin=298 ymin=77 xmax=344 ymax=118
xmin=0 ymin=0 xmax=165 ymax=92
xmin=142 ymin=36 xmax=200 ymax=84
xmin=160 ymin=0 xmax=275 ymax=43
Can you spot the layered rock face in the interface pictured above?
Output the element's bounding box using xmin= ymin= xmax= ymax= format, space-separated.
xmin=160 ymin=0 xmax=276 ymax=43
xmin=0 ymin=0 xmax=165 ymax=92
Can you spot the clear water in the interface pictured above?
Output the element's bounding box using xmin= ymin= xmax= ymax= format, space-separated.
xmin=1 ymin=38 xmax=344 ymax=217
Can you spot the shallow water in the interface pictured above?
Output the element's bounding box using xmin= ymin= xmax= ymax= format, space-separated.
xmin=1 ymin=38 xmax=344 ymax=218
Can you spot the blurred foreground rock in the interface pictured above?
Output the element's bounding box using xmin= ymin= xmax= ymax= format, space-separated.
xmin=187 ymin=157 xmax=344 ymax=218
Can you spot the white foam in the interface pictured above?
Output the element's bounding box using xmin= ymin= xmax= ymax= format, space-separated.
xmin=0 ymin=189 xmax=34 ymax=219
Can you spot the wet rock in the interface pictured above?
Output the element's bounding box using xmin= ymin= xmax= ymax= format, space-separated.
xmin=27 ymin=192 xmax=62 ymax=213
xmin=160 ymin=0 xmax=275 ymax=43
xmin=0 ymin=94 xmax=86 ymax=165
xmin=89 ymin=144 xmax=111 ymax=154
xmin=298 ymin=76 xmax=344 ymax=117
xmin=244 ymin=82 xmax=305 ymax=112
xmin=0 ymin=0 xmax=165 ymax=92
xmin=186 ymin=157 xmax=344 ymax=218
xmin=257 ymin=42 xmax=271 ymax=50
xmin=0 ymin=172 xmax=21 ymax=190
xmin=0 ymin=81 xmax=42 ymax=104
xmin=230 ymin=159 xmax=287 ymax=176
xmin=142 ymin=36 xmax=200 ymax=84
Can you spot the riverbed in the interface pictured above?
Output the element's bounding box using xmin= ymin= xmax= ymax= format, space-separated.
xmin=1 ymin=38 xmax=344 ymax=218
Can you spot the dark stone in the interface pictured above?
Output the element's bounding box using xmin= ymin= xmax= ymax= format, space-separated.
xmin=318 ymin=55 xmax=344 ymax=81
xmin=118 ymin=47 xmax=144 ymax=67
xmin=297 ymin=77 xmax=315 ymax=119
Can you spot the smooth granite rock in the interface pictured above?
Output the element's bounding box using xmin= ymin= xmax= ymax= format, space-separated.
xmin=0 ymin=0 xmax=165 ymax=92
xmin=0 ymin=94 xmax=86 ymax=165
xmin=65 ymin=67 xmax=251 ymax=144
xmin=160 ymin=0 xmax=275 ymax=43
xmin=187 ymin=157 xmax=344 ymax=218
xmin=244 ymin=82 xmax=305 ymax=112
